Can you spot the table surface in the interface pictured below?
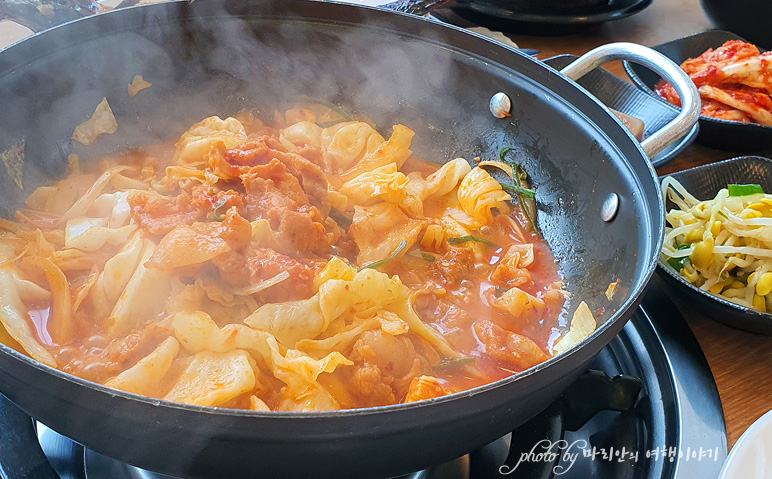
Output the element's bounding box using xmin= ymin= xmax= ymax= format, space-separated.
xmin=1 ymin=0 xmax=771 ymax=453
xmin=503 ymin=0 xmax=772 ymax=449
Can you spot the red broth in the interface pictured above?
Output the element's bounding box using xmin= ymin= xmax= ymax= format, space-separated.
xmin=2 ymin=112 xmax=572 ymax=411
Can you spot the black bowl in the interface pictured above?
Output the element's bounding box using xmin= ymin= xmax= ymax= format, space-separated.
xmin=497 ymin=0 xmax=610 ymax=13
xmin=701 ymin=0 xmax=772 ymax=50
xmin=439 ymin=0 xmax=653 ymax=34
xmin=623 ymin=30 xmax=772 ymax=152
xmin=658 ymin=156 xmax=772 ymax=334
xmin=544 ymin=54 xmax=698 ymax=167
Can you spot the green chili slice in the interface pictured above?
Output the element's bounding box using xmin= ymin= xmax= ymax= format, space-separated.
xmin=433 ymin=357 xmax=475 ymax=372
xmin=361 ymin=240 xmax=408 ymax=270
xmin=728 ymin=184 xmax=764 ymax=197
xmin=212 ymin=199 xmax=227 ymax=222
xmin=447 ymin=235 xmax=500 ymax=248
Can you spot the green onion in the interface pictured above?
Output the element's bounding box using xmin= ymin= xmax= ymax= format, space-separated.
xmin=718 ymin=210 xmax=729 ymax=219
xmin=433 ymin=357 xmax=475 ymax=372
xmin=498 ymin=146 xmax=539 ymax=236
xmin=499 ymin=146 xmax=514 ymax=162
xmin=499 ymin=147 xmax=528 ymax=180
xmin=406 ymin=250 xmax=436 ymax=262
xmin=329 ymin=208 xmax=353 ymax=228
xmin=728 ymin=184 xmax=765 ymax=197
xmin=501 ymin=183 xmax=536 ymax=199
xmin=361 ymin=240 xmax=407 ymax=270
xmin=447 ymin=235 xmax=500 ymax=248
xmin=517 ymin=193 xmax=541 ymax=239
xmin=212 ymin=199 xmax=227 ymax=222
xmin=667 ymin=255 xmax=691 ymax=271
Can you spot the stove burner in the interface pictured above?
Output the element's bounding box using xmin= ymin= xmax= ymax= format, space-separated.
xmin=2 ymin=278 xmax=726 ymax=479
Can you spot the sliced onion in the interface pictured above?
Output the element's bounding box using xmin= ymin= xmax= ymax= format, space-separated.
xmin=477 ymin=160 xmax=514 ymax=179
xmin=236 ymin=271 xmax=291 ymax=296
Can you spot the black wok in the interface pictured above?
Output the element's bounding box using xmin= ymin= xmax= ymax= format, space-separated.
xmin=0 ymin=1 xmax=700 ymax=478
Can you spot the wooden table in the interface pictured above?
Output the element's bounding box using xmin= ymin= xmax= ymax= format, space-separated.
xmin=505 ymin=0 xmax=772 ymax=449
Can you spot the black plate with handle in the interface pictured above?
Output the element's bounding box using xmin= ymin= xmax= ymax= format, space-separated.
xmin=624 ymin=30 xmax=772 ymax=152
xmin=658 ymin=155 xmax=772 ymax=334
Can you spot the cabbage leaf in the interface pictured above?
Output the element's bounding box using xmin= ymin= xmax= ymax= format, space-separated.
xmin=552 ymin=302 xmax=597 ymax=355
xmin=164 ymin=349 xmax=256 ymax=407
xmin=457 ymin=166 xmax=511 ymax=226
xmin=106 ymin=239 xmax=171 ymax=337
xmin=105 ymin=337 xmax=179 ymax=396
xmin=349 ymin=202 xmax=423 ymax=265
xmin=174 ymin=116 xmax=247 ymax=165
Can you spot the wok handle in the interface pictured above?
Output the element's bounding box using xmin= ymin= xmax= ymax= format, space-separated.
xmin=560 ymin=42 xmax=701 ymax=159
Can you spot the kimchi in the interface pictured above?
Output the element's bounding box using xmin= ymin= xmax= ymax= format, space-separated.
xmin=656 ymin=40 xmax=772 ymax=126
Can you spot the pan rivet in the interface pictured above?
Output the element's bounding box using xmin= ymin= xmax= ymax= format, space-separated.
xmin=601 ymin=193 xmax=619 ymax=222
xmin=490 ymin=92 xmax=512 ymax=118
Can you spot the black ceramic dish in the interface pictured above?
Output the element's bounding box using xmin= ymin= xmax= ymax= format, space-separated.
xmin=658 ymin=156 xmax=772 ymax=334
xmin=461 ymin=0 xmax=612 ymax=12
xmin=701 ymin=0 xmax=772 ymax=50
xmin=545 ymin=54 xmax=698 ymax=167
xmin=431 ymin=0 xmax=653 ymax=35
xmin=624 ymin=30 xmax=772 ymax=152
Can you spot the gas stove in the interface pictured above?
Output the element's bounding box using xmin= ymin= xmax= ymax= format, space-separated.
xmin=0 ymin=277 xmax=726 ymax=479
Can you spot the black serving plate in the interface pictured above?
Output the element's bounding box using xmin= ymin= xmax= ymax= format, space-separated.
xmin=701 ymin=0 xmax=772 ymax=51
xmin=624 ymin=30 xmax=772 ymax=152
xmin=431 ymin=0 xmax=653 ymax=35
xmin=658 ymin=156 xmax=772 ymax=334
xmin=544 ymin=55 xmax=698 ymax=167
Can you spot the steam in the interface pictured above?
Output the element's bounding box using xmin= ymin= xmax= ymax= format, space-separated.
xmin=0 ymin=0 xmax=631 ymax=317
xmin=0 ymin=0 xmax=513 ymax=210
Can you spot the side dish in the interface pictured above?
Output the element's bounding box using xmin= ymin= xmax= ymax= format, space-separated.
xmin=656 ymin=40 xmax=772 ymax=126
xmin=0 ymin=102 xmax=596 ymax=411
xmin=661 ymin=177 xmax=772 ymax=313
